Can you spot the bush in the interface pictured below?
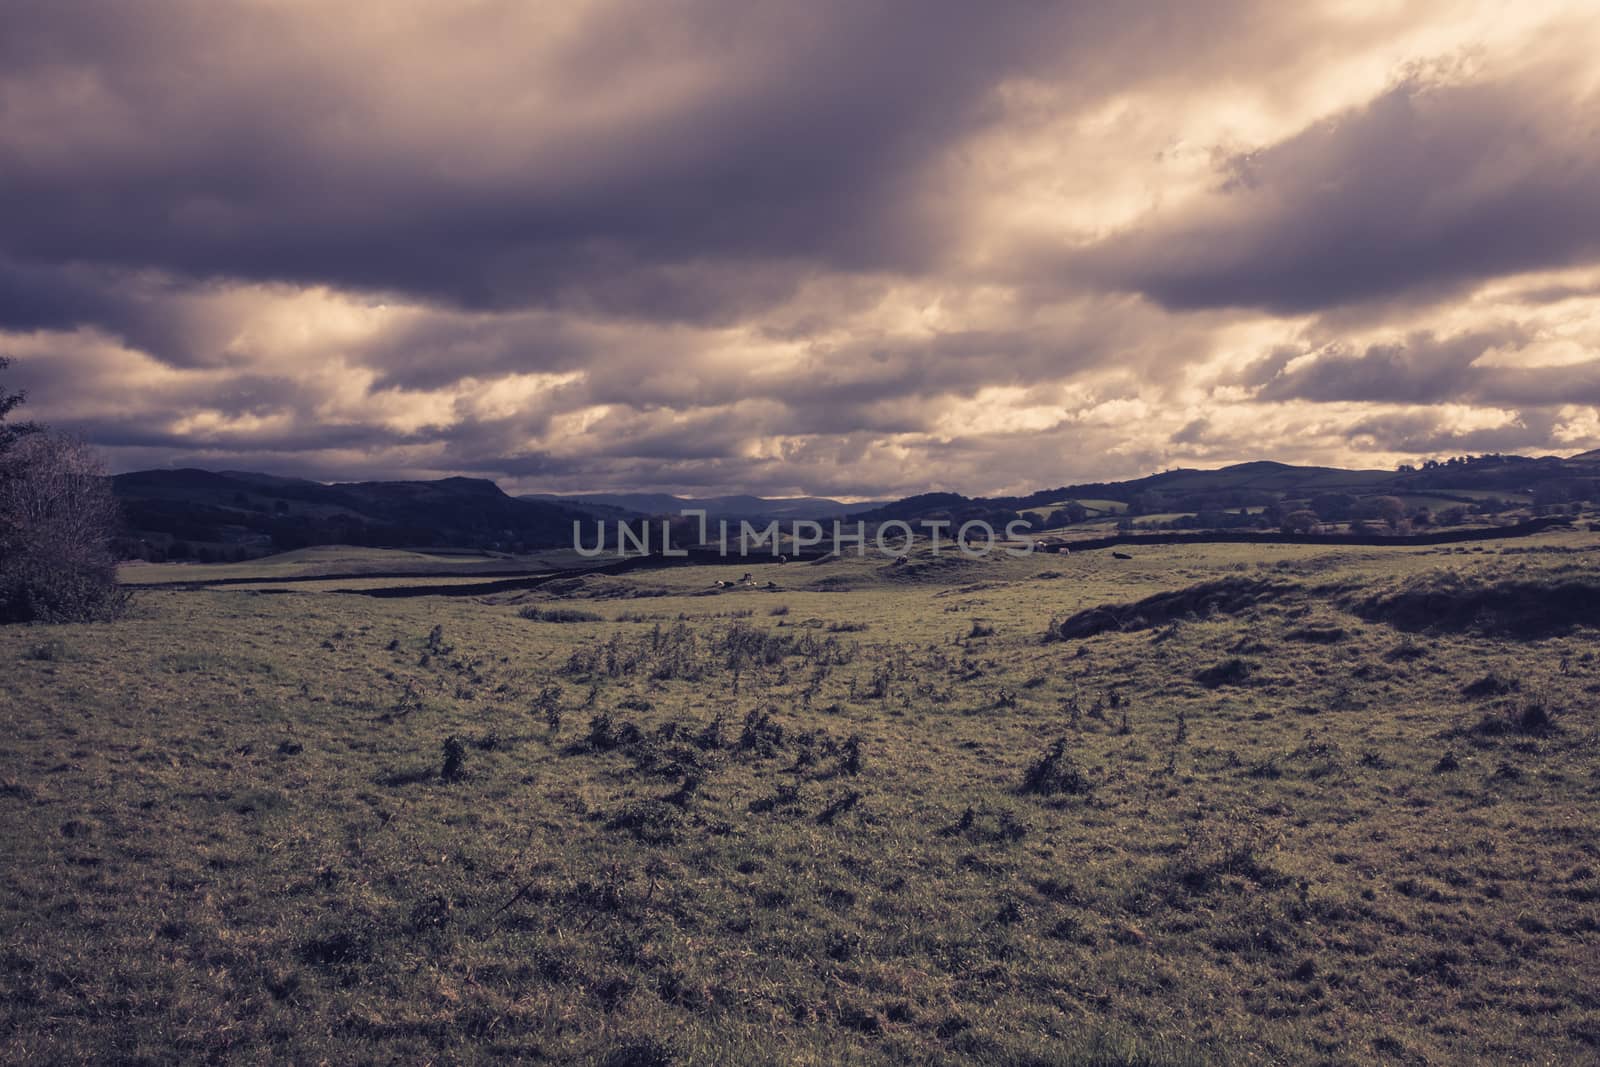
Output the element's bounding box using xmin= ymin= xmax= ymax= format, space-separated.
xmin=0 ymin=433 xmax=130 ymax=624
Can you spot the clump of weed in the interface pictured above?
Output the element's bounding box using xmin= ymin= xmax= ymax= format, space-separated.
xmin=1434 ymin=750 xmax=1461 ymax=773
xmin=816 ymin=789 xmax=861 ymax=825
xmin=425 ymin=624 xmax=447 ymax=654
xmin=441 ymin=735 xmax=467 ymax=781
xmin=968 ymin=620 xmax=995 ymax=638
xmin=1157 ymin=824 xmax=1283 ymax=897
xmin=942 ymin=805 xmax=1029 ymax=843
xmin=571 ymin=863 xmax=630 ymax=914
xmin=662 ymin=770 xmax=703 ymax=808
xmin=737 ymin=708 xmax=784 ymax=757
xmin=1517 ymin=702 xmax=1555 ymax=733
xmin=1467 ymin=701 xmax=1558 ymax=738
xmin=383 ymin=678 xmax=422 ymax=721
xmin=533 ymin=684 xmax=563 ymax=732
xmin=605 ymin=800 xmax=680 ymax=844
xmin=748 ymin=782 xmax=804 ymax=814
xmin=1019 ymin=738 xmax=1091 ymax=797
xmin=696 ymin=713 xmax=726 ymax=750
xmin=588 ymin=712 xmax=619 ymax=751
xmin=839 ymin=734 xmax=863 ymax=776
xmin=520 ymin=606 xmax=603 ymax=623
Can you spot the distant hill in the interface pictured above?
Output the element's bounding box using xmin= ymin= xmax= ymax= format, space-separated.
xmin=849 ymin=456 xmax=1600 ymax=530
xmin=109 ymin=452 xmax=1599 ymax=561
xmin=520 ymin=491 xmax=882 ymax=521
xmin=112 ymin=469 xmax=589 ymax=559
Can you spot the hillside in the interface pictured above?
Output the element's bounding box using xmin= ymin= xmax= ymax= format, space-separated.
xmin=109 ymin=453 xmax=1600 ymax=562
xmin=113 ymin=469 xmax=588 ymax=559
xmin=852 ymin=455 xmax=1600 ymax=529
xmin=8 ymin=528 xmax=1600 ymax=1063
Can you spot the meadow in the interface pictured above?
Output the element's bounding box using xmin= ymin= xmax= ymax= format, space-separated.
xmin=2 ymin=534 xmax=1598 ymax=1064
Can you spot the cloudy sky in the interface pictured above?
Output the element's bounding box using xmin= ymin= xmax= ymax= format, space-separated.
xmin=4 ymin=1 xmax=1599 ymax=498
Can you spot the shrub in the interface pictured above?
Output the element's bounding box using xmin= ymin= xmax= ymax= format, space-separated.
xmin=0 ymin=433 xmax=129 ymax=624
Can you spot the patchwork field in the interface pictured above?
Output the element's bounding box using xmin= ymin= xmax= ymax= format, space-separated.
xmin=3 ymin=535 xmax=1599 ymax=1064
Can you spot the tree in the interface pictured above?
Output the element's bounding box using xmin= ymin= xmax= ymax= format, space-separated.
xmin=1280 ymin=509 xmax=1319 ymax=534
xmin=0 ymin=357 xmax=39 ymax=449
xmin=0 ymin=361 xmax=128 ymax=623
xmin=1309 ymin=493 xmax=1357 ymax=522
xmin=1373 ymin=496 xmax=1406 ymax=530
xmin=1047 ymin=501 xmax=1089 ymax=526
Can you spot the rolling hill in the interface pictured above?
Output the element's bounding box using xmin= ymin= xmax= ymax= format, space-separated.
xmin=109 ymin=452 xmax=1599 ymax=561
xmin=112 ymin=469 xmax=589 ymax=558
xmin=849 ymin=455 xmax=1599 ymax=528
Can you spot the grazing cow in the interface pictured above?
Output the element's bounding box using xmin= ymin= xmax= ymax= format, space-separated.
xmin=778 ymin=554 xmax=788 ymax=563
xmin=1112 ymin=551 xmax=1132 ymax=560
xmin=714 ymin=579 xmax=728 ymax=587
xmin=1057 ymin=547 xmax=1071 ymax=555
xmin=741 ymin=572 xmax=753 ymax=584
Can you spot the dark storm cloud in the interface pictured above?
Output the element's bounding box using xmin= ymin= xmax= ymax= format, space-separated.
xmin=0 ymin=1 xmax=1061 ymax=318
xmin=0 ymin=1 xmax=1311 ymax=330
xmin=1248 ymin=327 xmax=1528 ymax=404
xmin=1243 ymin=326 xmax=1600 ymax=410
xmin=1076 ymin=64 xmax=1600 ymax=313
xmin=4 ymin=1 xmax=1598 ymax=493
xmin=1346 ymin=409 xmax=1563 ymax=456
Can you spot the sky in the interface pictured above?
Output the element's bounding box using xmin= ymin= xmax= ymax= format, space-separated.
xmin=3 ymin=0 xmax=1600 ymax=499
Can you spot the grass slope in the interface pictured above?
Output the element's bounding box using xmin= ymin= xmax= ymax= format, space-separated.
xmin=3 ymin=533 xmax=1598 ymax=1064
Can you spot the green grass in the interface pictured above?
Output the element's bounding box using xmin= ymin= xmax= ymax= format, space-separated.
xmin=5 ymin=533 xmax=1599 ymax=1063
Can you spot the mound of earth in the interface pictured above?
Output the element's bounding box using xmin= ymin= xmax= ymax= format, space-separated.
xmin=1048 ymin=577 xmax=1304 ymax=640
xmin=1347 ymin=575 xmax=1600 ymax=638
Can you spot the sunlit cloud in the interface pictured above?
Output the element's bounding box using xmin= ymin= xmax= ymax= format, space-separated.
xmin=3 ymin=0 xmax=1598 ymax=495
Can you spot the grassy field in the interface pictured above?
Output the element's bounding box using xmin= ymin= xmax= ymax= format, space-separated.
xmin=3 ymin=535 xmax=1599 ymax=1064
